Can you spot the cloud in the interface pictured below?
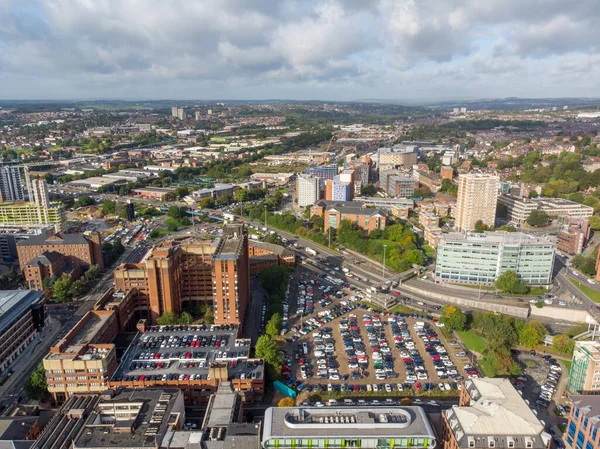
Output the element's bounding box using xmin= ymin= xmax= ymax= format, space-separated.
xmin=0 ymin=0 xmax=598 ymax=100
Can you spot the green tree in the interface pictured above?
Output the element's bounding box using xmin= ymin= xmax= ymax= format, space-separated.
xmin=552 ymin=334 xmax=576 ymax=355
xmin=264 ymin=234 xmax=282 ymax=245
xmin=167 ymin=206 xmax=186 ymax=219
xmin=474 ymin=220 xmax=489 ymax=233
xmin=75 ymin=196 xmax=95 ymax=208
xmin=518 ymin=321 xmax=548 ymax=349
xmin=165 ymin=218 xmax=179 ymax=231
xmin=24 ymin=364 xmax=48 ymax=401
xmin=178 ymin=312 xmax=193 ymax=325
xmin=495 ymin=270 xmax=528 ymax=294
xmin=174 ymin=187 xmax=190 ymax=200
xmin=266 ymin=313 xmax=283 ymax=337
xmin=589 ymin=215 xmax=600 ymax=231
xmin=102 ymin=199 xmax=117 ymax=215
xmin=235 ymin=189 xmax=249 ymax=202
xmin=69 ymin=279 xmax=87 ymax=298
xmin=404 ymin=249 xmax=425 ymax=266
xmin=527 ymin=210 xmax=549 ymax=227
xmin=528 ymin=190 xmax=539 ymax=198
xmin=360 ymin=184 xmax=377 ymax=196
xmin=156 ymin=312 xmax=179 ymax=325
xmin=200 ymin=197 xmax=216 ymax=208
xmin=440 ymin=305 xmax=467 ymax=331
xmin=255 ymin=335 xmax=284 ymax=369
xmin=310 ymin=214 xmax=324 ymax=230
xmin=497 ymin=225 xmax=517 ymax=232
xmin=53 ymin=275 xmax=72 ymax=302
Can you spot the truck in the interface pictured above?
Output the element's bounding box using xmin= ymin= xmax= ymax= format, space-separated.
xmin=273 ymin=380 xmax=297 ymax=398
xmin=306 ymin=247 xmax=317 ymax=256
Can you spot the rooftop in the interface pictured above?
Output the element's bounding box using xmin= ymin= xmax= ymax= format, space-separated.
xmin=249 ymin=241 xmax=294 ymax=258
xmin=0 ymin=290 xmax=44 ymax=336
xmin=111 ymin=325 xmax=262 ymax=382
xmin=263 ymin=406 xmax=435 ymax=440
xmin=444 ymin=378 xmax=550 ymax=449
xmin=440 ymin=232 xmax=553 ymax=246
xmin=16 ymin=233 xmax=89 ymax=247
xmin=570 ymin=395 xmax=600 ymax=429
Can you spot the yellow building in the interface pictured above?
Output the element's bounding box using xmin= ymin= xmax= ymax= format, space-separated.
xmin=0 ymin=202 xmax=66 ymax=231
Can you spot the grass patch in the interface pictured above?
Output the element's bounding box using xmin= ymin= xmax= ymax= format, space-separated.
xmin=560 ymin=358 xmax=572 ymax=373
xmin=150 ymin=228 xmax=173 ymax=238
xmin=457 ymin=330 xmax=487 ymax=353
xmin=569 ymin=279 xmax=600 ymax=303
xmin=423 ymin=245 xmax=435 ymax=257
xmin=478 ymin=358 xmax=496 ymax=377
xmin=525 ymin=361 xmax=536 ymax=368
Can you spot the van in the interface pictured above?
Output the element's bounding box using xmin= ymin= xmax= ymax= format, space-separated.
xmin=343 ymin=399 xmax=354 ymax=406
xmin=314 ymin=351 xmax=324 ymax=358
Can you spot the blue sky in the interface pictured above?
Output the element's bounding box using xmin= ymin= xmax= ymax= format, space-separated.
xmin=0 ymin=0 xmax=599 ymax=101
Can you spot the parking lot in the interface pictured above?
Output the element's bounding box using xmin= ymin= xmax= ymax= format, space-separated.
xmin=282 ymin=289 xmax=470 ymax=400
xmin=112 ymin=324 xmax=263 ymax=382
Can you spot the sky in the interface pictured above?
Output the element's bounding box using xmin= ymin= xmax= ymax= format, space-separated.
xmin=0 ymin=0 xmax=599 ymax=101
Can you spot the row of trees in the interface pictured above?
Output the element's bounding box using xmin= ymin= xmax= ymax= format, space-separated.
xmin=156 ymin=311 xmax=194 ymax=325
xmin=45 ymin=264 xmax=101 ymax=303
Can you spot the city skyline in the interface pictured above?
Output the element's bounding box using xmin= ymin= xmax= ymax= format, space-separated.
xmin=0 ymin=0 xmax=599 ymax=101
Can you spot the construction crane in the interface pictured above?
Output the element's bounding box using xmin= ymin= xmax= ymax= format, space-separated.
xmin=323 ymin=135 xmax=335 ymax=163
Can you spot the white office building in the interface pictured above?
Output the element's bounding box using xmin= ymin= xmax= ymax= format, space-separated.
xmin=498 ymin=194 xmax=594 ymax=224
xmin=296 ymin=175 xmax=321 ymax=207
xmin=434 ymin=232 xmax=555 ymax=285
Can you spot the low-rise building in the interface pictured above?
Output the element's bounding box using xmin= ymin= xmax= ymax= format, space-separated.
xmin=498 ymin=194 xmax=594 ymax=224
xmin=380 ymin=170 xmax=415 ymax=198
xmin=192 ymin=184 xmax=237 ymax=201
xmin=131 ymin=187 xmax=176 ymax=201
xmin=68 ymin=176 xmax=128 ymax=191
xmin=248 ymin=241 xmax=295 ymax=275
xmin=262 ymin=406 xmax=436 ymax=449
xmin=565 ymin=396 xmax=600 ymax=449
xmin=414 ymin=169 xmax=442 ymax=192
xmin=0 ymin=290 xmax=47 ymax=376
xmin=310 ymin=200 xmax=388 ymax=233
xmin=424 ymin=226 xmax=443 ymax=248
xmin=440 ymin=166 xmax=454 ymax=181
xmin=419 ymin=211 xmax=440 ymax=228
xmin=441 ymin=378 xmax=551 ymax=449
xmin=435 ymin=232 xmax=555 ymax=286
xmin=31 ymin=389 xmax=185 ymax=449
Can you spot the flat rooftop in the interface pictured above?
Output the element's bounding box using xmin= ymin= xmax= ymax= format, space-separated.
xmin=441 ymin=231 xmax=552 ymax=246
xmin=214 ymin=236 xmax=243 ymax=261
xmin=263 ymin=407 xmax=435 ymax=440
xmin=111 ymin=325 xmax=262 ymax=382
xmin=0 ymin=290 xmax=44 ymax=336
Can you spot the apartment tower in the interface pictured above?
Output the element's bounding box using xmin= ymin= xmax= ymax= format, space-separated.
xmin=455 ymin=173 xmax=499 ymax=231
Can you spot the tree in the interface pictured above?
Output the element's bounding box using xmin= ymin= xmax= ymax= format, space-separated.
xmin=528 ymin=190 xmax=539 ymax=198
xmin=266 ymin=313 xmax=283 ymax=338
xmin=69 ymin=279 xmax=87 ymax=298
xmin=310 ymin=214 xmax=324 ymax=230
xmin=174 ymin=187 xmax=190 ymax=200
xmin=552 ymin=334 xmax=575 ymax=355
xmin=157 ymin=312 xmax=179 ymax=325
xmin=235 ymin=189 xmax=249 ymax=202
xmin=361 ymin=184 xmax=377 ymax=196
xmin=400 ymin=398 xmax=412 ymax=406
xmin=474 ymin=220 xmax=489 ymax=233
xmin=165 ymin=218 xmax=179 ymax=231
xmin=102 ymin=199 xmax=117 ymax=215
xmin=278 ymin=397 xmax=295 ymax=407
xmin=75 ymin=196 xmax=95 ymax=208
xmin=167 ymin=206 xmax=186 ymax=219
xmin=200 ymin=197 xmax=216 ymax=208
xmin=264 ymin=234 xmax=282 ymax=245
xmin=404 ymin=249 xmax=425 ymax=266
xmin=518 ymin=321 xmax=548 ymax=349
xmin=255 ymin=335 xmax=284 ymax=368
xmin=527 ymin=210 xmax=549 ymax=227
xmin=178 ymin=312 xmax=193 ymax=325
xmin=589 ymin=215 xmax=600 ymax=231
xmin=440 ymin=305 xmax=467 ymax=331
xmin=495 ymin=270 xmax=528 ymax=294
xmin=24 ymin=364 xmax=48 ymax=401
xmin=53 ymin=275 xmax=72 ymax=302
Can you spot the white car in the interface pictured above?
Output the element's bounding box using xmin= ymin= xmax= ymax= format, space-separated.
xmin=428 ymin=401 xmax=440 ymax=406
xmin=413 ymin=399 xmax=423 ymax=404
xmin=588 ymin=279 xmax=596 ymax=285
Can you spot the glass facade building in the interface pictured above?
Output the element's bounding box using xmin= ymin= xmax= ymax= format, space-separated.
xmin=434 ymin=232 xmax=555 ymax=286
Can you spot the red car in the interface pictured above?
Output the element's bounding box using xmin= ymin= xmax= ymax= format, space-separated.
xmin=186 ymin=352 xmax=192 ymax=359
xmin=415 ymin=382 xmax=422 ymax=391
xmin=403 ymin=358 xmax=413 ymax=363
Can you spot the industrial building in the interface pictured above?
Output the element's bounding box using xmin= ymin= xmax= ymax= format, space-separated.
xmin=441 ymin=378 xmax=550 ymax=449
xmin=262 ymin=406 xmax=436 ymax=449
xmin=455 ymin=173 xmax=499 ymax=232
xmin=0 ymin=290 xmax=47 ymax=376
xmin=434 ymin=232 xmax=555 ymax=286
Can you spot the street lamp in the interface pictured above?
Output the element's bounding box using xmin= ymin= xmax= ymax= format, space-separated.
xmin=382 ymin=244 xmax=388 ymax=281
xmin=264 ymin=205 xmax=268 ymax=227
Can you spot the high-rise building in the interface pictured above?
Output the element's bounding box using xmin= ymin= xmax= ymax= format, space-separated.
xmin=296 ymin=174 xmax=321 ymax=207
xmin=380 ymin=170 xmax=415 ymax=198
xmin=455 ymin=173 xmax=499 ymax=231
xmin=177 ymin=107 xmax=186 ymax=120
xmin=568 ymin=341 xmax=600 ymax=395
xmin=435 ymin=232 xmax=555 ymax=286
xmin=31 ymin=178 xmax=50 ymax=224
xmin=114 ymin=224 xmax=250 ymax=325
xmin=325 ymin=178 xmax=351 ymax=201
xmin=171 ymin=106 xmax=178 ymax=117
xmin=0 ymin=166 xmax=25 ymax=202
xmin=195 ymin=110 xmax=202 ymax=121
xmin=126 ymin=201 xmax=135 ymax=221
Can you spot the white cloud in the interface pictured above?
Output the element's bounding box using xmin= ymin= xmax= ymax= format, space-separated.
xmin=0 ymin=0 xmax=598 ymax=99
